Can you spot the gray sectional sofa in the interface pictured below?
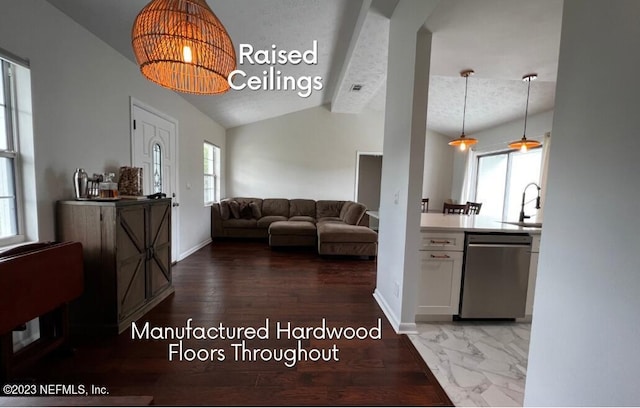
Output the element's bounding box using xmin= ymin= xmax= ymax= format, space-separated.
xmin=210 ymin=198 xmax=377 ymax=257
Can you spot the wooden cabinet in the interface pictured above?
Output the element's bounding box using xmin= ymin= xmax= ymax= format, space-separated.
xmin=417 ymin=231 xmax=465 ymax=317
xmin=57 ymin=199 xmax=174 ymax=334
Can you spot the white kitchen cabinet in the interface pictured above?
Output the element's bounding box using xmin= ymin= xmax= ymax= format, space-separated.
xmin=417 ymin=232 xmax=464 ymax=317
xmin=525 ymin=235 xmax=541 ymax=316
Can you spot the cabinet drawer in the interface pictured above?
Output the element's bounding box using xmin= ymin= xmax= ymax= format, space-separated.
xmin=421 ymin=232 xmax=464 ymax=251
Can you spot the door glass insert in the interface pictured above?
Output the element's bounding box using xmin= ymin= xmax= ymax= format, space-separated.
xmin=152 ymin=142 xmax=162 ymax=193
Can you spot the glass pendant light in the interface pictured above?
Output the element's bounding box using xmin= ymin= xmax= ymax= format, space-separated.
xmin=508 ymin=74 xmax=542 ymax=152
xmin=449 ymin=70 xmax=478 ymax=151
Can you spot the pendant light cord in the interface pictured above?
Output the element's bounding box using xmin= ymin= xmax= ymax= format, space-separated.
xmin=523 ymin=77 xmax=531 ymax=137
xmin=462 ymin=74 xmax=469 ymax=135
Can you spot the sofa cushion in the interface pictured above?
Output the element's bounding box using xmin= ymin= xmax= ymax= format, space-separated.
xmin=343 ymin=202 xmax=367 ymax=225
xmin=317 ymin=217 xmax=343 ymax=224
xmin=257 ymin=215 xmax=288 ymax=229
xmin=228 ymin=200 xmax=240 ymax=219
xmin=289 ymin=216 xmax=316 ymax=223
xmin=249 ymin=202 xmax=262 ymax=219
xmin=316 ymin=200 xmax=345 ymax=219
xmin=289 ymin=199 xmax=316 ymax=218
xmin=222 ymin=218 xmax=258 ymax=229
xmin=339 ymin=201 xmax=354 ymax=219
xmin=317 ymin=223 xmax=377 ymax=243
xmin=262 ymin=199 xmax=290 ymax=217
xmin=268 ymin=221 xmax=317 ymax=236
xmin=219 ymin=200 xmax=230 ymax=220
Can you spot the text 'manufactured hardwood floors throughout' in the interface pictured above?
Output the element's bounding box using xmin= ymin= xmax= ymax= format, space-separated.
xmin=21 ymin=241 xmax=452 ymax=406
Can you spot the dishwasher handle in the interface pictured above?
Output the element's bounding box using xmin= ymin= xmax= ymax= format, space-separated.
xmin=467 ymin=243 xmax=532 ymax=249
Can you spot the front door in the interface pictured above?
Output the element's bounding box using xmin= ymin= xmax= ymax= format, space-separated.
xmin=131 ymin=100 xmax=179 ymax=262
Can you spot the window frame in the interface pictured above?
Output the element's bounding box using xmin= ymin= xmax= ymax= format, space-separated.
xmin=203 ymin=141 xmax=220 ymax=206
xmin=0 ymin=58 xmax=25 ymax=247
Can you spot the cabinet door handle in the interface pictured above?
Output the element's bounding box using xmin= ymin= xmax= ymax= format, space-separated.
xmin=429 ymin=240 xmax=451 ymax=244
xmin=430 ymin=254 xmax=451 ymax=259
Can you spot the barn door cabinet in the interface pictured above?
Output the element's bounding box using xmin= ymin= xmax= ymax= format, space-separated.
xmin=57 ymin=198 xmax=173 ymax=334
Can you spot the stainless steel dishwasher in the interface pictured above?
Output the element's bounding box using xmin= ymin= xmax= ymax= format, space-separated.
xmin=458 ymin=233 xmax=532 ymax=319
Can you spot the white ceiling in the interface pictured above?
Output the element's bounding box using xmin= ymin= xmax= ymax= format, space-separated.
xmin=46 ymin=0 xmax=563 ymax=136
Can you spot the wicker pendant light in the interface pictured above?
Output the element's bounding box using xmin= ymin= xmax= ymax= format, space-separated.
xmin=449 ymin=70 xmax=478 ymax=151
xmin=508 ymin=74 xmax=542 ymax=152
xmin=132 ymin=0 xmax=237 ymax=95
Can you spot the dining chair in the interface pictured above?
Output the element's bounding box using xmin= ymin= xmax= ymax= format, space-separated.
xmin=443 ymin=203 xmax=467 ymax=214
xmin=465 ymin=201 xmax=482 ymax=215
xmin=421 ymin=198 xmax=429 ymax=213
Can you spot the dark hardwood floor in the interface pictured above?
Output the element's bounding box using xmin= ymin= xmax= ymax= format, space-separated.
xmin=16 ymin=241 xmax=452 ymax=406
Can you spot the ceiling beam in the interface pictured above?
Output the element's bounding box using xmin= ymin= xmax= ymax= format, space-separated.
xmin=329 ymin=0 xmax=372 ymax=112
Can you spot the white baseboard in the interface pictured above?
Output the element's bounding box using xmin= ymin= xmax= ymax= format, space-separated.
xmin=415 ymin=314 xmax=454 ymax=322
xmin=397 ymin=321 xmax=418 ymax=334
xmin=516 ymin=314 xmax=533 ymax=323
xmin=178 ymin=238 xmax=212 ymax=261
xmin=373 ymin=289 xmax=417 ymax=335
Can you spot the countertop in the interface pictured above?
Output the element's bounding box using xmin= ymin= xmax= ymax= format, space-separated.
xmin=420 ymin=213 xmax=542 ymax=234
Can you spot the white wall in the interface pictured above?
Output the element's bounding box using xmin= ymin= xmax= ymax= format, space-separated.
xmin=449 ymin=110 xmax=554 ymax=202
xmin=525 ymin=0 xmax=640 ymax=405
xmin=422 ymin=129 xmax=454 ymax=211
xmin=0 ymin=1 xmax=225 ymax=259
xmin=226 ymin=105 xmax=384 ymax=200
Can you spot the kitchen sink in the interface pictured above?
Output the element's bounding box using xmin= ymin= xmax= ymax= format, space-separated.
xmin=502 ymin=221 xmax=542 ymax=228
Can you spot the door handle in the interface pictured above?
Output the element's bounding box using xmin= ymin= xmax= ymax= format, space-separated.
xmin=172 ymin=202 xmax=179 ymax=207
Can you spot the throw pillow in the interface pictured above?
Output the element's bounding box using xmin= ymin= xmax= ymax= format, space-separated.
xmin=239 ymin=203 xmax=253 ymax=219
xmin=228 ymin=200 xmax=240 ymax=219
xmin=219 ymin=200 xmax=230 ymax=220
xmin=249 ymin=202 xmax=262 ymax=219
xmin=317 ymin=200 xmax=345 ymax=218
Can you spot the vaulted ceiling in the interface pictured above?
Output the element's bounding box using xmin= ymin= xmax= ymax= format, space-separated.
xmin=46 ymin=0 xmax=563 ymax=136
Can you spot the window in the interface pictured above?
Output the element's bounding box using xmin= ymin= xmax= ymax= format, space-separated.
xmin=0 ymin=59 xmax=21 ymax=245
xmin=203 ymin=142 xmax=220 ymax=205
xmin=152 ymin=142 xmax=162 ymax=194
xmin=474 ymin=148 xmax=543 ymax=221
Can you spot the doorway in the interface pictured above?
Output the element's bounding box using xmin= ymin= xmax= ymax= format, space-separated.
xmin=355 ymin=151 xmax=383 ymax=210
xmin=130 ymin=98 xmax=179 ymax=262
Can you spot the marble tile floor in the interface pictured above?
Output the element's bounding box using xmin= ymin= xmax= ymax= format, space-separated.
xmin=409 ymin=321 xmax=531 ymax=407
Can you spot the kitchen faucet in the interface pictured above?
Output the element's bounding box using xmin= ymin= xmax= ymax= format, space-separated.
xmin=519 ymin=182 xmax=541 ymax=222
